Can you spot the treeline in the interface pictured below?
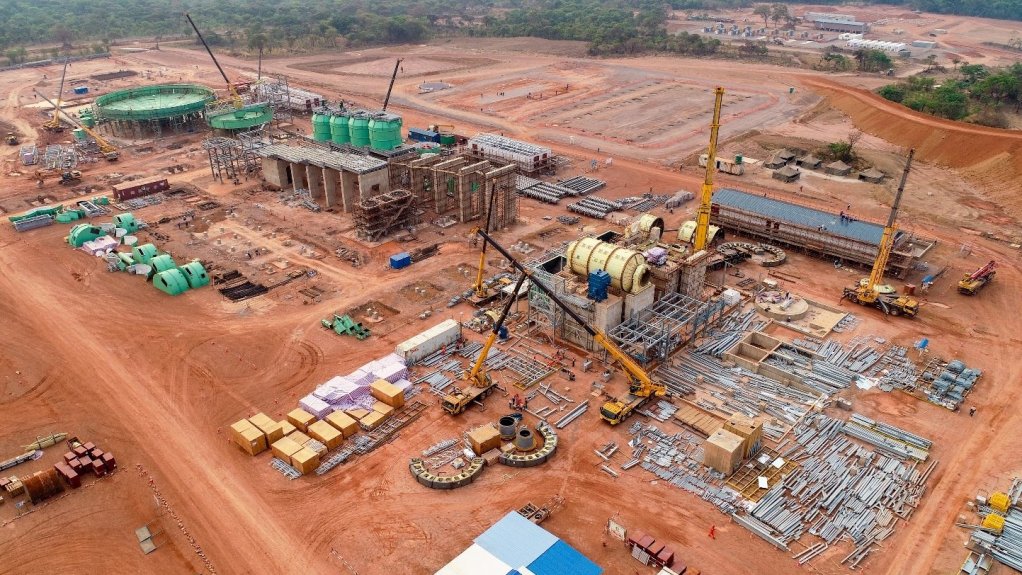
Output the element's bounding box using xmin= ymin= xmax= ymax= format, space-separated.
xmin=879 ymin=63 xmax=1022 ymax=126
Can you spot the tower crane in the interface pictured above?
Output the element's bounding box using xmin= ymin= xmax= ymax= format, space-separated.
xmin=471 ymin=230 xmax=666 ymax=425
xmin=185 ymin=13 xmax=243 ymax=108
xmin=33 ymin=89 xmax=118 ymax=160
xmin=43 ymin=58 xmax=70 ymax=132
xmin=841 ymin=149 xmax=918 ymax=317
xmin=692 ymin=87 xmax=725 ymax=252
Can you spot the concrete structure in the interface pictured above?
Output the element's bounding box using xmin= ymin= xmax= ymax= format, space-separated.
xmin=258 ymin=144 xmax=389 ymax=212
xmin=710 ymin=188 xmax=934 ymax=277
xmin=93 ymin=84 xmax=214 ymax=137
xmin=388 ymin=153 xmax=517 ymax=228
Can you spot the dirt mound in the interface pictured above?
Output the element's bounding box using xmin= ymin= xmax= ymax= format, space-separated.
xmin=802 ymin=77 xmax=1022 ymax=218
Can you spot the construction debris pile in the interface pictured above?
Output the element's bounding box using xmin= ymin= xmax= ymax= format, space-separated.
xmin=736 ymin=412 xmax=936 ymax=569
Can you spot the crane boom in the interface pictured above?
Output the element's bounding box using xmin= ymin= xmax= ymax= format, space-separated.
xmin=467 ymin=274 xmax=526 ymax=384
xmin=184 ymin=13 xmax=242 ymax=108
xmin=693 ymin=87 xmax=725 ymax=251
xmin=475 ymin=229 xmax=657 ymax=394
xmin=866 ymin=148 xmax=914 ymax=291
xmin=382 ymin=58 xmax=403 ymax=111
xmin=45 ymin=58 xmax=70 ymax=130
xmin=34 ymin=89 xmax=118 ymax=157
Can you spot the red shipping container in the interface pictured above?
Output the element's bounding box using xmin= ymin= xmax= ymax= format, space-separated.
xmin=637 ymin=535 xmax=656 ymax=550
xmin=656 ymin=547 xmax=675 ymax=566
xmin=90 ymin=448 xmax=104 ymax=460
xmin=649 ymin=540 xmax=666 ymax=556
xmin=112 ymin=176 xmax=171 ymax=201
xmin=101 ymin=452 xmax=117 ymax=472
xmin=627 ymin=531 xmax=647 ymax=547
xmin=83 ymin=442 xmax=96 ymax=452
xmin=78 ymin=457 xmax=92 ymax=469
xmin=73 ymin=446 xmax=88 ymax=457
xmin=63 ymin=468 xmax=81 ymax=489
xmin=91 ymin=459 xmax=106 ymax=477
xmin=63 ymin=451 xmax=76 ymax=463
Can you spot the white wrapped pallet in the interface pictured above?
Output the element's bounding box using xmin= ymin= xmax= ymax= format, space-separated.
xmin=395 ymin=319 xmax=462 ymax=364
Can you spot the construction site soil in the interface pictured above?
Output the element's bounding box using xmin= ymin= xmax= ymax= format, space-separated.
xmin=2 ymin=7 xmax=1022 ymax=574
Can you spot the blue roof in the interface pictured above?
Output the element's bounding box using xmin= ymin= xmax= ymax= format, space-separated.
xmin=713 ymin=188 xmax=895 ymax=246
xmin=476 ymin=513 xmax=557 ymax=568
xmin=527 ymin=540 xmax=603 ymax=575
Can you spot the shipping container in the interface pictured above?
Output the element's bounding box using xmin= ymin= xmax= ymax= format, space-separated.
xmin=92 ymin=459 xmax=106 ymax=477
xmin=23 ymin=469 xmax=64 ymax=503
xmin=101 ymin=452 xmax=117 ymax=472
xmin=390 ymin=252 xmax=412 ymax=269
xmin=112 ymin=176 xmax=171 ymax=201
xmin=394 ymin=319 xmax=463 ymax=364
xmin=407 ymin=127 xmax=440 ymax=143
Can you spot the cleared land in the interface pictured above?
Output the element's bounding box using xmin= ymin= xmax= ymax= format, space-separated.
xmin=1 ymin=6 xmax=1022 ymax=574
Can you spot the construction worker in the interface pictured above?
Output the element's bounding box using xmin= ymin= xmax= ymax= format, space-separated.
xmin=969 ymin=406 xmax=977 ymax=417
xmin=708 ymin=525 xmax=716 ymax=539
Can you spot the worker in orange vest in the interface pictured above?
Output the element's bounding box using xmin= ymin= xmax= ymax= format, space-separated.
xmin=708 ymin=525 xmax=716 ymax=539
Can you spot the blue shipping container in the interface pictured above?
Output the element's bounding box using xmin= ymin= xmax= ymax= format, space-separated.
xmin=407 ymin=128 xmax=440 ymax=143
xmin=390 ymin=252 xmax=412 ymax=269
xmin=73 ymin=86 xmax=89 ymax=94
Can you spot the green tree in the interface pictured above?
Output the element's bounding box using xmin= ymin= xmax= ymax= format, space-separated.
xmin=753 ymin=4 xmax=771 ymax=28
xmin=878 ymin=84 xmax=906 ymax=102
xmin=857 ymin=49 xmax=892 ymax=73
xmin=975 ymin=73 xmax=1019 ymax=105
xmin=770 ymin=4 xmax=789 ymax=28
xmin=960 ymin=64 xmax=989 ymax=84
xmin=51 ymin=24 xmax=72 ymax=49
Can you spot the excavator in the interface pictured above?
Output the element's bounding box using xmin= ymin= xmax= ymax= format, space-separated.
xmin=34 ymin=89 xmax=119 ymax=161
xmin=442 ymin=274 xmax=527 ymax=415
xmin=185 ymin=13 xmax=243 ymax=109
xmin=958 ymin=261 xmax=996 ymax=295
xmin=472 ymin=230 xmax=666 ymax=425
xmin=841 ymin=149 xmax=919 ymax=318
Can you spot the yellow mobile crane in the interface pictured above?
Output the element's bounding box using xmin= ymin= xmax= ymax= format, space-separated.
xmin=43 ymin=58 xmax=70 ymax=132
xmin=841 ymin=149 xmax=919 ymax=317
xmin=467 ymin=183 xmax=504 ymax=306
xmin=185 ymin=13 xmax=243 ymax=108
xmin=442 ymin=274 xmax=527 ymax=415
xmin=692 ymin=87 xmax=725 ymax=252
xmin=471 ymin=230 xmax=666 ymax=425
xmin=34 ymin=89 xmax=118 ymax=160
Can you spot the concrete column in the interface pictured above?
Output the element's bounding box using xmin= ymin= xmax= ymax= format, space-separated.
xmin=262 ymin=158 xmax=289 ymax=188
xmin=323 ymin=168 xmax=339 ymax=209
xmin=340 ymin=170 xmax=359 ymax=213
xmin=306 ymin=165 xmax=325 ymax=206
xmin=290 ymin=162 xmax=309 ymax=192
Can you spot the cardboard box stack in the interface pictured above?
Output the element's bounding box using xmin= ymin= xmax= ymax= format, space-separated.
xmin=307 ymin=420 xmax=343 ymax=450
xmin=287 ymin=409 xmax=316 ymax=433
xmin=325 ymin=411 xmax=359 ymax=437
xmin=371 ymin=379 xmax=405 ymax=408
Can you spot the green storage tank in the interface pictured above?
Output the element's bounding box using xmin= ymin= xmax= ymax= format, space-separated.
xmin=153 ymin=268 xmax=190 ymax=296
xmin=368 ymin=112 xmax=403 ymax=151
xmin=439 ymin=133 xmax=456 ymax=146
xmin=349 ymin=111 xmax=370 ymax=148
xmin=207 ymin=103 xmax=274 ymax=131
xmin=131 ymin=243 xmax=159 ymax=264
xmin=179 ymin=261 xmax=210 ymax=289
xmin=312 ymin=112 xmax=333 ymax=142
xmin=330 ymin=113 xmax=351 ymax=145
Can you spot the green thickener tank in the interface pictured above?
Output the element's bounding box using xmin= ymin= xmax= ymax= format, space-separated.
xmin=349 ymin=112 xmax=371 ymax=148
xmin=330 ymin=113 xmax=350 ymax=145
xmin=368 ymin=112 xmax=403 ymax=151
xmin=312 ymin=112 xmax=332 ymax=142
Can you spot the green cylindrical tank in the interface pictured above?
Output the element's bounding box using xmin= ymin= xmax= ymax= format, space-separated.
xmin=330 ymin=113 xmax=350 ymax=145
xmin=72 ymin=128 xmax=87 ymax=141
xmin=81 ymin=115 xmax=96 ymax=128
xmin=368 ymin=112 xmax=403 ymax=151
xmin=312 ymin=112 xmax=332 ymax=142
xmin=207 ymin=103 xmax=273 ymax=131
xmin=349 ymin=112 xmax=370 ymax=147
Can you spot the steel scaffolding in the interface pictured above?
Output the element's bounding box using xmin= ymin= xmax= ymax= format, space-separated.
xmin=608 ymin=293 xmax=727 ymax=364
xmin=353 ymin=189 xmax=418 ymax=241
xmin=203 ymin=130 xmax=266 ymax=183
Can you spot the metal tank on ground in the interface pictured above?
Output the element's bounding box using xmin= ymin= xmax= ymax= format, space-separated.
xmin=368 ymin=111 xmax=403 ymax=151
xmin=207 ymin=102 xmax=273 ymax=131
xmin=564 ymin=238 xmax=650 ymax=295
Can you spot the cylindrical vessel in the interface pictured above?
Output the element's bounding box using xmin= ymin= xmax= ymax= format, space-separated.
xmin=312 ymin=112 xmax=332 ymax=142
xmin=636 ymin=214 xmax=664 ymax=238
xmin=515 ymin=428 xmax=536 ymax=451
xmin=349 ymin=112 xmax=370 ymax=147
xmin=498 ymin=416 xmax=517 ymax=440
xmin=565 ymin=238 xmax=650 ymax=295
xmin=330 ymin=113 xmax=350 ymax=145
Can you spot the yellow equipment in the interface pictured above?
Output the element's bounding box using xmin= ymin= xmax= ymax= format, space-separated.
xmin=33 ymin=89 xmax=119 ymax=160
xmin=474 ymin=230 xmax=665 ymax=425
xmin=468 ymin=184 xmax=504 ymax=305
xmin=692 ymin=87 xmax=725 ymax=252
xmin=958 ymin=260 xmax=996 ymax=295
xmin=6 ymin=132 xmax=17 ymax=145
xmin=185 ymin=13 xmax=243 ymax=108
xmin=44 ymin=58 xmax=70 ymax=132
xmin=841 ymin=149 xmax=919 ymax=318
xmin=442 ymin=274 xmax=526 ymax=415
